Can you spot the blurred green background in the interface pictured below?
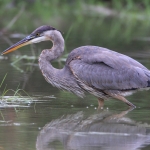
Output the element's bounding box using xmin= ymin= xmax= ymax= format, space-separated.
xmin=1 ymin=0 xmax=150 ymax=52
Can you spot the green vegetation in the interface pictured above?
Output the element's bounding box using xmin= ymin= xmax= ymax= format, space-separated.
xmin=0 ymin=0 xmax=149 ymax=53
xmin=1 ymin=0 xmax=150 ymax=32
xmin=0 ymin=74 xmax=33 ymax=104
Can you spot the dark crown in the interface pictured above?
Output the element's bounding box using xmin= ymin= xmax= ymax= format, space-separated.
xmin=31 ymin=25 xmax=56 ymax=35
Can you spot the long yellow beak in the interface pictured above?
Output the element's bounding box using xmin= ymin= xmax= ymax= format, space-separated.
xmin=1 ymin=37 xmax=32 ymax=55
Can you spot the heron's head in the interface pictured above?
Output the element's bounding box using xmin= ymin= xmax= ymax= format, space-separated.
xmin=1 ymin=25 xmax=57 ymax=55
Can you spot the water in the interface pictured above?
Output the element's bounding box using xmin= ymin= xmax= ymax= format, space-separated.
xmin=0 ymin=19 xmax=150 ymax=150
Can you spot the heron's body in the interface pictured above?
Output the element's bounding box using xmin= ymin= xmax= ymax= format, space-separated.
xmin=2 ymin=25 xmax=150 ymax=108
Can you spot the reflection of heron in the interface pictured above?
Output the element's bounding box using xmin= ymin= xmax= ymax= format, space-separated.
xmin=2 ymin=25 xmax=150 ymax=108
xmin=36 ymin=109 xmax=150 ymax=150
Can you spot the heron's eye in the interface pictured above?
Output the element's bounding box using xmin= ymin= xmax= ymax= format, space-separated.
xmin=36 ymin=33 xmax=40 ymax=36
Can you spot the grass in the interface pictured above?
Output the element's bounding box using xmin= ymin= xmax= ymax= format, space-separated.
xmin=0 ymin=73 xmax=7 ymax=89
xmin=0 ymin=74 xmax=33 ymax=120
xmin=0 ymin=74 xmax=33 ymax=105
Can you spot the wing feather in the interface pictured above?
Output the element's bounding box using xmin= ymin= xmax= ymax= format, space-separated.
xmin=67 ymin=46 xmax=149 ymax=90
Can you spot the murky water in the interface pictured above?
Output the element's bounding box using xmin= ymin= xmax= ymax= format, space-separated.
xmin=0 ymin=19 xmax=150 ymax=150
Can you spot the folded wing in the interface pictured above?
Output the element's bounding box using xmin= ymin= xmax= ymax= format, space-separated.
xmin=68 ymin=46 xmax=150 ymax=91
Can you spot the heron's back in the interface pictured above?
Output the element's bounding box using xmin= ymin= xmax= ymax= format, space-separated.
xmin=66 ymin=46 xmax=150 ymax=96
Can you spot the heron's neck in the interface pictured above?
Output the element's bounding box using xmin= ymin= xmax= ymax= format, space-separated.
xmin=41 ymin=30 xmax=65 ymax=61
xmin=38 ymin=30 xmax=84 ymax=96
xmin=51 ymin=30 xmax=65 ymax=61
xmin=38 ymin=30 xmax=65 ymax=84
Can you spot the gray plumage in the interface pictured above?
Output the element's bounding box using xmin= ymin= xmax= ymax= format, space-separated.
xmin=67 ymin=46 xmax=150 ymax=91
xmin=2 ymin=25 xmax=150 ymax=108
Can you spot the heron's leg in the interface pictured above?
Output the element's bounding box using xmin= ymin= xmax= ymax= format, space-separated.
xmin=97 ymin=98 xmax=104 ymax=109
xmin=111 ymin=95 xmax=136 ymax=108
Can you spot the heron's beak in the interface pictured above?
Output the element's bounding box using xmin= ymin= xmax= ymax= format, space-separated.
xmin=1 ymin=36 xmax=33 ymax=55
xmin=1 ymin=35 xmax=48 ymax=55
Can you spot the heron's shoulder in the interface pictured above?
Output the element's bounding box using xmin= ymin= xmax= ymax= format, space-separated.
xmin=65 ymin=46 xmax=110 ymax=66
xmin=68 ymin=46 xmax=108 ymax=57
xmin=66 ymin=46 xmax=118 ymax=63
xmin=66 ymin=46 xmax=147 ymax=70
xmin=69 ymin=46 xmax=120 ymax=56
xmin=72 ymin=45 xmax=112 ymax=52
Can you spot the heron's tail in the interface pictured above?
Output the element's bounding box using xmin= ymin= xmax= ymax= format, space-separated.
xmin=144 ymin=69 xmax=150 ymax=87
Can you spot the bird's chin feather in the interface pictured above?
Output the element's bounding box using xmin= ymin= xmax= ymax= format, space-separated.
xmin=30 ymin=36 xmax=49 ymax=43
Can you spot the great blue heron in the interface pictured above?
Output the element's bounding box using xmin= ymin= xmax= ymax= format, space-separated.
xmin=2 ymin=25 xmax=150 ymax=108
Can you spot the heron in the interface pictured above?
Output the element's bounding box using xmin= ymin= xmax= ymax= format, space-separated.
xmin=1 ymin=25 xmax=150 ymax=108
